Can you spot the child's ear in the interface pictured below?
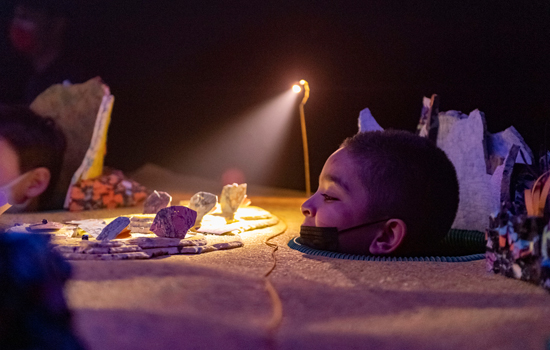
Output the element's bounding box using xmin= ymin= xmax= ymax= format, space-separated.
xmin=368 ymin=219 xmax=406 ymax=255
xmin=23 ymin=167 xmax=51 ymax=199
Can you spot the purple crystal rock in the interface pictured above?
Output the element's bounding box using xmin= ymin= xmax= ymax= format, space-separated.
xmin=143 ymin=190 xmax=172 ymax=214
xmin=150 ymin=206 xmax=197 ymax=238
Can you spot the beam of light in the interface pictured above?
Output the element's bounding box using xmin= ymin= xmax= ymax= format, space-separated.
xmin=292 ymin=85 xmax=301 ymax=93
xmin=175 ymin=90 xmax=299 ymax=188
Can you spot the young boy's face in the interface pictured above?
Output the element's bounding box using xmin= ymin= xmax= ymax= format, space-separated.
xmin=0 ymin=137 xmax=21 ymax=188
xmin=0 ymin=137 xmax=38 ymax=207
xmin=301 ymin=147 xmax=370 ymax=230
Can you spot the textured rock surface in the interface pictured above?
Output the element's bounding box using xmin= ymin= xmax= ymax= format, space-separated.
xmin=60 ymin=251 xmax=149 ymax=260
xmin=357 ymin=108 xmax=383 ymax=132
xmin=142 ymin=247 xmax=180 ymax=258
xmin=189 ymin=192 xmax=218 ymax=226
xmin=28 ymin=221 xmax=65 ymax=232
xmin=96 ymin=217 xmax=131 ymax=241
xmin=434 ymin=108 xmax=531 ymax=232
xmin=67 ymin=219 xmax=106 ymax=238
xmin=436 ymin=110 xmax=496 ymax=231
xmin=30 ymin=77 xmax=111 ymax=208
xmin=150 ymin=206 xmax=197 ymax=238
xmin=129 ymin=214 xmax=155 ymax=233
xmin=126 ymin=236 xmax=207 ymax=249
xmin=220 ymin=183 xmax=247 ymax=222
xmin=143 ymin=191 xmax=172 ymax=214
xmin=487 ymin=126 xmax=533 ymax=173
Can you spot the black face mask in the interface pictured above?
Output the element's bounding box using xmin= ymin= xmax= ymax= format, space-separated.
xmin=299 ymin=218 xmax=390 ymax=252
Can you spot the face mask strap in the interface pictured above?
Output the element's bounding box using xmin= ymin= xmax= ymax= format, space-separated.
xmin=337 ymin=218 xmax=391 ymax=234
xmin=0 ymin=171 xmax=32 ymax=206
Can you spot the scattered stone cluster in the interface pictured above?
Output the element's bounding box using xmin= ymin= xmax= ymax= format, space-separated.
xmin=68 ymin=169 xmax=149 ymax=211
xmin=485 ymin=209 xmax=550 ymax=288
xmin=52 ymin=236 xmax=243 ymax=260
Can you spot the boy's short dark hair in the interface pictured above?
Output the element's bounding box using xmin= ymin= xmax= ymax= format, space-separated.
xmin=0 ymin=105 xmax=66 ymax=210
xmin=341 ymin=130 xmax=459 ymax=254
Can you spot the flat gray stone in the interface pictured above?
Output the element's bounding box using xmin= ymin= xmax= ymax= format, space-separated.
xmin=97 ymin=217 xmax=131 ymax=241
xmin=60 ymin=251 xmax=149 ymax=260
xmin=126 ymin=236 xmax=206 ymax=249
xmin=142 ymin=247 xmax=180 ymax=258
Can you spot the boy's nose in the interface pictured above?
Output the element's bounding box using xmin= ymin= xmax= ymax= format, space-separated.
xmin=301 ymin=197 xmax=316 ymax=217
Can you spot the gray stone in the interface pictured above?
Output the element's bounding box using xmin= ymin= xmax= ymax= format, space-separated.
xmin=96 ymin=217 xmax=131 ymax=241
xmin=486 ymin=126 xmax=533 ymax=174
xmin=79 ymin=247 xmax=110 ymax=254
xmin=80 ymin=240 xmax=124 ymax=248
xmin=142 ymin=247 xmax=179 ymax=258
xmin=212 ymin=241 xmax=244 ymax=250
xmin=28 ymin=221 xmax=65 ymax=232
xmin=143 ymin=190 xmax=172 ymax=214
xmin=126 ymin=236 xmax=207 ymax=249
xmin=129 ymin=214 xmax=155 ymax=233
xmin=189 ymin=192 xmax=218 ymax=226
xmin=220 ymin=183 xmax=247 ymax=222
xmin=436 ymin=110 xmax=495 ymax=230
xmin=60 ymin=252 xmax=149 ymax=260
xmin=357 ymin=108 xmax=383 ymax=133
xmin=108 ymin=245 xmax=143 ymax=253
xmin=180 ymin=245 xmax=217 ymax=254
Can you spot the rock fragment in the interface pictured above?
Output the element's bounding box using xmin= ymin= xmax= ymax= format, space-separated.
xmin=126 ymin=236 xmax=206 ymax=249
xmin=96 ymin=217 xmax=130 ymax=241
xmin=220 ymin=183 xmax=247 ymax=222
xmin=143 ymin=190 xmax=172 ymax=214
xmin=129 ymin=214 xmax=155 ymax=233
xmin=150 ymin=206 xmax=197 ymax=238
xmin=189 ymin=192 xmax=217 ymax=226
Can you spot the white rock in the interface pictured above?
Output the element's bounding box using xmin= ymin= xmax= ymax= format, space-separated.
xmin=357 ymin=108 xmax=383 ymax=133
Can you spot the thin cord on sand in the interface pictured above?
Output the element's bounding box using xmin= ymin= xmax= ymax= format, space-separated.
xmin=263 ymin=221 xmax=286 ymax=332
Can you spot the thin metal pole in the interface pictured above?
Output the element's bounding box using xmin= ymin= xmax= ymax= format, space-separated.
xmin=299 ymin=81 xmax=311 ymax=197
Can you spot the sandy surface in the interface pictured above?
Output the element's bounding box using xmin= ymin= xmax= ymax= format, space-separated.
xmin=2 ymin=167 xmax=550 ymax=349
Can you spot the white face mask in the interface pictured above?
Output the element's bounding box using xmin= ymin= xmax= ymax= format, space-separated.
xmin=0 ymin=171 xmax=32 ymax=212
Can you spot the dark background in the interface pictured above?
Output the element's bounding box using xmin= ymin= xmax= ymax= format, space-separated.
xmin=1 ymin=0 xmax=549 ymax=191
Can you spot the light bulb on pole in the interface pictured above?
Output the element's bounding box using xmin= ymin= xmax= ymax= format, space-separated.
xmin=293 ymin=79 xmax=311 ymax=197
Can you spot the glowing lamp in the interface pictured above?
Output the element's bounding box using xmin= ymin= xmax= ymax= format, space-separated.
xmin=293 ymin=79 xmax=311 ymax=197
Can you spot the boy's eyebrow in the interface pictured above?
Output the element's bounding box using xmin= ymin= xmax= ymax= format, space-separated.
xmin=323 ymin=174 xmax=351 ymax=193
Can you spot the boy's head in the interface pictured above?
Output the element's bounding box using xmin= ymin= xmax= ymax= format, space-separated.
xmin=301 ymin=130 xmax=459 ymax=255
xmin=0 ymin=105 xmax=66 ymax=212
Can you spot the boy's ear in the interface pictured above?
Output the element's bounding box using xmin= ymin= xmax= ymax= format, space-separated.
xmin=368 ymin=219 xmax=407 ymax=255
xmin=23 ymin=167 xmax=51 ymax=199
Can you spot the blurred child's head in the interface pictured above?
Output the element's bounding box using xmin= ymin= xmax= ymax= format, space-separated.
xmin=301 ymin=130 xmax=459 ymax=255
xmin=0 ymin=105 xmax=66 ymax=212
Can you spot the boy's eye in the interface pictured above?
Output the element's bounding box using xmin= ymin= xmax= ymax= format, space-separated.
xmin=322 ymin=194 xmax=339 ymax=201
